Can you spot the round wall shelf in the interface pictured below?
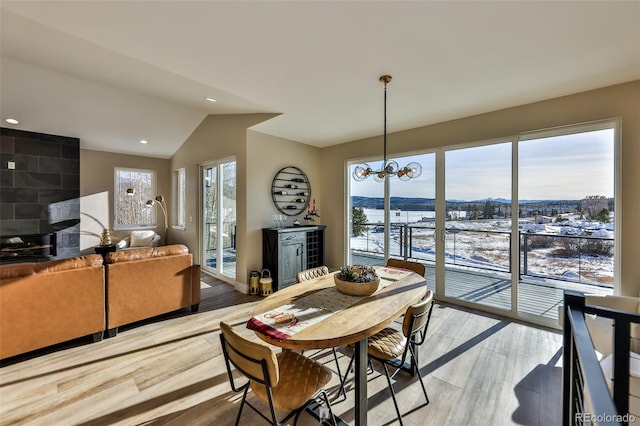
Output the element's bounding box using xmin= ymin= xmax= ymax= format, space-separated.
xmin=271 ymin=166 xmax=311 ymax=216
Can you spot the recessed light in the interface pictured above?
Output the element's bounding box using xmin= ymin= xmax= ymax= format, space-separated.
xmin=140 ymin=140 xmax=148 ymax=144
xmin=4 ymin=118 xmax=19 ymax=125
xmin=204 ymin=97 xmax=217 ymax=103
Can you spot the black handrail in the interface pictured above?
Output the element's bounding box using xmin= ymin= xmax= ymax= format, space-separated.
xmin=562 ymin=290 xmax=637 ymax=425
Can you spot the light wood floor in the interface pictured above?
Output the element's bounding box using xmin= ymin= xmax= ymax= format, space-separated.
xmin=0 ymin=274 xmax=563 ymax=425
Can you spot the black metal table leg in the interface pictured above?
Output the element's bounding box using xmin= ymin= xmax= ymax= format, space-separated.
xmin=355 ymin=338 xmax=368 ymax=426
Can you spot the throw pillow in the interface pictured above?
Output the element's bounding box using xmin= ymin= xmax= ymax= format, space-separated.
xmin=117 ymin=237 xmax=129 ymax=249
xmin=130 ymin=230 xmax=156 ymax=247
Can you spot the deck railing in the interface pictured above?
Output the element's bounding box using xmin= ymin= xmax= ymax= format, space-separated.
xmin=562 ymin=290 xmax=635 ymax=425
xmin=351 ymin=223 xmax=613 ymax=287
xmin=204 ymin=220 xmax=236 ymax=268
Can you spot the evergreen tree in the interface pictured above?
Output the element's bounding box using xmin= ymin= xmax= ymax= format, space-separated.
xmin=595 ymin=208 xmax=610 ymax=223
xmin=352 ymin=207 xmax=368 ymax=236
xmin=483 ymin=200 xmax=493 ymax=219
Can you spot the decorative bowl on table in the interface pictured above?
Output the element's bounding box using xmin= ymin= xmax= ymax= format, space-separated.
xmin=334 ymin=265 xmax=380 ymax=296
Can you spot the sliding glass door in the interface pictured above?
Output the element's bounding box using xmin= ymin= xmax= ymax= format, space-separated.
xmin=201 ymin=159 xmax=236 ymax=279
xmin=443 ymin=142 xmax=513 ymax=312
xmin=347 ymin=153 xmax=436 ymax=291
xmin=346 ymin=120 xmax=617 ymax=325
xmin=517 ymin=124 xmax=615 ymax=320
xmin=389 ymin=153 xmax=436 ymax=292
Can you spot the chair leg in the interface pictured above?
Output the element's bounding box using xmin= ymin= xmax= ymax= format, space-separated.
xmin=409 ymin=346 xmax=429 ymax=405
xmin=292 ymin=391 xmax=336 ymax=426
xmin=381 ymin=361 xmax=404 ymax=426
xmin=235 ymin=385 xmax=249 ymax=426
xmin=320 ymin=390 xmax=338 ymax=426
xmin=339 ymin=352 xmax=355 ymax=396
xmin=293 ymin=405 xmax=304 ymax=425
xmin=331 ymin=348 xmax=346 ymax=398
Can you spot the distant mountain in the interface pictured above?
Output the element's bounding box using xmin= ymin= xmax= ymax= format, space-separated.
xmin=351 ymin=196 xmax=435 ymax=211
xmin=351 ymin=196 xmax=601 ymax=210
xmin=467 ymin=197 xmax=511 ymax=204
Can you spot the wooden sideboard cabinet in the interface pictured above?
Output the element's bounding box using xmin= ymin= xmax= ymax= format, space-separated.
xmin=262 ymin=225 xmax=326 ymax=291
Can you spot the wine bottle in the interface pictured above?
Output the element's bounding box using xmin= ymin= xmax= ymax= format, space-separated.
xmin=291 ymin=198 xmax=305 ymax=203
xmin=273 ymin=190 xmax=288 ymax=195
xmin=291 ymin=178 xmax=305 ymax=183
xmin=284 ymin=205 xmax=297 ymax=210
xmin=285 ymin=184 xmax=298 ymax=189
xmin=296 ymin=192 xmax=308 ymax=196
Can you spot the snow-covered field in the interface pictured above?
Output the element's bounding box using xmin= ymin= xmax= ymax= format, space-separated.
xmin=351 ymin=209 xmax=614 ymax=286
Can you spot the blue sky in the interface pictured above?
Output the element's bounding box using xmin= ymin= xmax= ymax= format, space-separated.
xmin=351 ymin=128 xmax=614 ymax=201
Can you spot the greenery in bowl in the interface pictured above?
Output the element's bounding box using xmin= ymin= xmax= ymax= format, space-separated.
xmin=336 ymin=265 xmax=379 ymax=283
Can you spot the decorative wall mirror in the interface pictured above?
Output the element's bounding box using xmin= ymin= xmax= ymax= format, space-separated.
xmin=271 ymin=166 xmax=311 ymax=216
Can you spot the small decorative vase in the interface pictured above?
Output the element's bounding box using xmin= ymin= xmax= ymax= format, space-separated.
xmin=334 ymin=275 xmax=380 ymax=296
xmin=99 ymin=229 xmax=112 ymax=245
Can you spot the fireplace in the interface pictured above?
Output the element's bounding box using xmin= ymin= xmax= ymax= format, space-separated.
xmin=0 ymin=233 xmax=57 ymax=264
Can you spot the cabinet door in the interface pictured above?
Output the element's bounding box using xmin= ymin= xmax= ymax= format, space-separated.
xmin=278 ymin=233 xmax=306 ymax=289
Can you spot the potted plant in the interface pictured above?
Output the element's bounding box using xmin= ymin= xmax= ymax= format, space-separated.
xmin=334 ymin=265 xmax=380 ymax=296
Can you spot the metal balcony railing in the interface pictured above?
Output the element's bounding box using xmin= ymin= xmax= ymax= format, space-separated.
xmin=204 ymin=220 xmax=236 ymax=252
xmin=350 ymin=222 xmax=614 ymax=287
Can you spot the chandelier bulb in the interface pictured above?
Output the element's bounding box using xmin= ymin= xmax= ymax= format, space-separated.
xmin=406 ymin=162 xmax=423 ymax=179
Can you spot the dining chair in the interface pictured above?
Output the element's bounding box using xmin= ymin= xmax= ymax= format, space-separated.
xmin=341 ymin=290 xmax=434 ymax=426
xmin=219 ymin=321 xmax=337 ymax=426
xmin=386 ymin=258 xmax=426 ymax=277
xmin=295 ymin=265 xmax=346 ymax=399
xmin=295 ymin=265 xmax=330 ymax=283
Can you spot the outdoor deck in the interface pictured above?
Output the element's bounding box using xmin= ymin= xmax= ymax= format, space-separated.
xmin=353 ymin=252 xmax=612 ymax=323
xmin=439 ymin=267 xmax=612 ymax=321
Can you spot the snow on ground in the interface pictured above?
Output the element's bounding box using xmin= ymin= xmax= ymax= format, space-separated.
xmin=351 ymin=209 xmax=614 ymax=286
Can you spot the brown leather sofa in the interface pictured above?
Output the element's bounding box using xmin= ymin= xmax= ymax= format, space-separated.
xmin=104 ymin=244 xmax=200 ymax=337
xmin=0 ymin=255 xmax=105 ymax=360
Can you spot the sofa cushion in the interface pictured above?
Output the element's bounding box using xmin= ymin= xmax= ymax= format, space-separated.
xmin=0 ymin=262 xmax=37 ymax=279
xmin=0 ymin=254 xmax=106 ymax=359
xmin=130 ymin=230 xmax=157 ymax=247
xmin=39 ymin=255 xmax=104 ymax=272
xmin=105 ymin=244 xmax=188 ymax=264
xmin=0 ymin=255 xmax=103 ymax=278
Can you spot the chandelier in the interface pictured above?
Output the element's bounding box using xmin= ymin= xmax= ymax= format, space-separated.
xmin=353 ymin=75 xmax=422 ymax=182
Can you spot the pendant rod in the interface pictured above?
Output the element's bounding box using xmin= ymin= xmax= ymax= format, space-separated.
xmin=383 ymin=77 xmax=387 ymax=166
xmin=380 ymin=75 xmax=391 ymax=167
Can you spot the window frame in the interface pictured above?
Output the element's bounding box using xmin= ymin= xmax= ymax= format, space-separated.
xmin=174 ymin=168 xmax=186 ymax=229
xmin=113 ymin=167 xmax=157 ymax=230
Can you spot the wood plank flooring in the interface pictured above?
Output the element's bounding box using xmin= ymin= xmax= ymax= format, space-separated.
xmin=0 ymin=273 xmax=563 ymax=425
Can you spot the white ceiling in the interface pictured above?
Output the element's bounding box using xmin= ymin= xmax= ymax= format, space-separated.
xmin=1 ymin=1 xmax=639 ymax=159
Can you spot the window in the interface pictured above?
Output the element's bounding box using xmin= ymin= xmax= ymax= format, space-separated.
xmin=114 ymin=167 xmax=156 ymax=229
xmin=344 ymin=119 xmax=617 ymax=326
xmin=175 ymin=168 xmax=186 ymax=228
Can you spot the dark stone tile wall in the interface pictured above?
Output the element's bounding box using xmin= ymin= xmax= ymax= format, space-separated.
xmin=0 ymin=127 xmax=80 ymax=260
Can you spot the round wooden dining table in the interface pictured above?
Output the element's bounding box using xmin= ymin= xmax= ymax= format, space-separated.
xmin=251 ymin=268 xmax=427 ymax=426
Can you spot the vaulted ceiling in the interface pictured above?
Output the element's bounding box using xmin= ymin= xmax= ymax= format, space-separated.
xmin=1 ymin=1 xmax=639 ymax=158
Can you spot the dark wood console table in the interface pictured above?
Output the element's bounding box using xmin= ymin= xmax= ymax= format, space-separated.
xmin=262 ymin=225 xmax=326 ymax=291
